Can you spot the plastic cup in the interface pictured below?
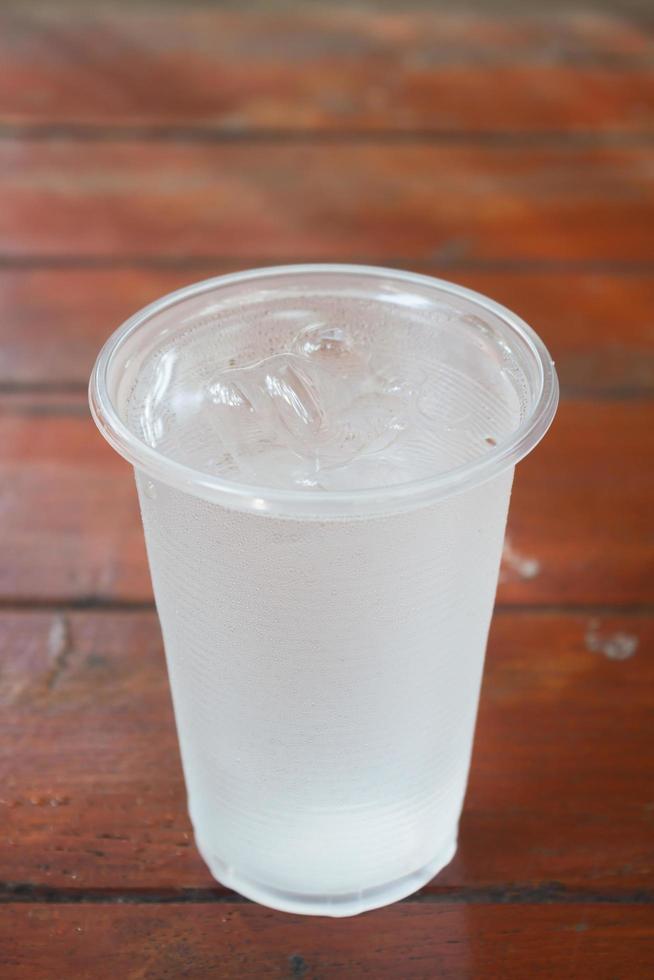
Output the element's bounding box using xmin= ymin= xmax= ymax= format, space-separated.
xmin=89 ymin=265 xmax=558 ymax=916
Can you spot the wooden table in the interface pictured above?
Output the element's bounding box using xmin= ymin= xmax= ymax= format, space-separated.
xmin=1 ymin=2 xmax=653 ymax=976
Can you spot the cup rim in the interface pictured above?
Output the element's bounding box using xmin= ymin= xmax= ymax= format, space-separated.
xmin=89 ymin=263 xmax=559 ymax=518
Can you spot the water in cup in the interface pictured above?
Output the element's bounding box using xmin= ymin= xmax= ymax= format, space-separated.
xmin=91 ymin=267 xmax=557 ymax=915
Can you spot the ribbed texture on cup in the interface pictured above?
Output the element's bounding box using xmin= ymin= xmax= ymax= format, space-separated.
xmin=135 ymin=467 xmax=513 ymax=899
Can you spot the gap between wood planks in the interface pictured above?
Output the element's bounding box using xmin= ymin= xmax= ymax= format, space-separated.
xmin=1 ymin=882 xmax=653 ymax=906
xmin=0 ymin=257 xmax=652 ymax=272
xmin=0 ymin=599 xmax=652 ymax=615
xmin=0 ymin=125 xmax=653 ymax=146
xmin=0 ymin=383 xmax=650 ymax=403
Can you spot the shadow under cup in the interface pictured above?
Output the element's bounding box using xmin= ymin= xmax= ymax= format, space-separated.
xmin=89 ymin=264 xmax=558 ymax=916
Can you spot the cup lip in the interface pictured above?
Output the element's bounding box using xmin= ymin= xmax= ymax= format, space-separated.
xmin=89 ymin=263 xmax=559 ymax=518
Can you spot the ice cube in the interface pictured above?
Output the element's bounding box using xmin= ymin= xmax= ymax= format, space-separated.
xmin=294 ymin=324 xmax=354 ymax=359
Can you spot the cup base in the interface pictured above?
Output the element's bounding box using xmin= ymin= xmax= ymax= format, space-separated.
xmin=194 ymin=833 xmax=457 ymax=917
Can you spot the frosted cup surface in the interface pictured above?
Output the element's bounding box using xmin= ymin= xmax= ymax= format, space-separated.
xmin=89 ymin=265 xmax=558 ymax=916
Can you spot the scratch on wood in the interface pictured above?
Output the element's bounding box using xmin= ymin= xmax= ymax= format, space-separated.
xmin=585 ymin=619 xmax=638 ymax=660
xmin=500 ymin=537 xmax=541 ymax=582
xmin=289 ymin=954 xmax=309 ymax=977
xmin=46 ymin=615 xmax=73 ymax=689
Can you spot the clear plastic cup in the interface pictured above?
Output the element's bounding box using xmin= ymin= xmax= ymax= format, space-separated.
xmin=89 ymin=265 xmax=558 ymax=916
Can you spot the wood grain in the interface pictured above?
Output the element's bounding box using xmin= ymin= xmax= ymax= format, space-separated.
xmin=0 ymin=4 xmax=652 ymax=133
xmin=2 ymin=267 xmax=653 ymax=395
xmin=1 ymin=1 xmax=652 ymax=968
xmin=0 ymin=141 xmax=652 ymax=262
xmin=1 ymin=610 xmax=651 ymax=892
xmin=1 ymin=398 xmax=651 ymax=605
xmin=2 ymin=902 xmax=654 ymax=979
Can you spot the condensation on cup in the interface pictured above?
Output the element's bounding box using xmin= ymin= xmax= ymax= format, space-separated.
xmin=90 ymin=265 xmax=558 ymax=916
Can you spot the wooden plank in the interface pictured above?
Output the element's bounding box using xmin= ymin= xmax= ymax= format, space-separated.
xmin=1 ymin=902 xmax=653 ymax=980
xmin=465 ymin=270 xmax=654 ymax=397
xmin=0 ymin=142 xmax=652 ymax=262
xmin=0 ymin=399 xmax=651 ymax=604
xmin=0 ymin=266 xmax=238 ymax=388
xmin=1 ymin=610 xmax=652 ymax=892
xmin=1 ymin=5 xmax=652 ymax=133
xmin=1 ymin=267 xmax=653 ymax=395
xmin=499 ymin=399 xmax=654 ymax=606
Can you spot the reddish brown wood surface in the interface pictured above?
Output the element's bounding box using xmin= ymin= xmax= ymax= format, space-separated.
xmin=1 ymin=141 xmax=653 ymax=262
xmin=1 ymin=4 xmax=652 ymax=133
xmin=2 ymin=903 xmax=653 ymax=980
xmin=2 ymin=267 xmax=653 ymax=395
xmin=1 ymin=610 xmax=651 ymax=893
xmin=1 ymin=1 xmax=653 ymax=974
xmin=1 ymin=398 xmax=651 ymax=605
